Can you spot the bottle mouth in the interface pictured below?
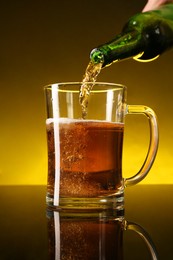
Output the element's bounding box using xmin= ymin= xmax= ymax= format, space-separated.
xmin=90 ymin=48 xmax=105 ymax=64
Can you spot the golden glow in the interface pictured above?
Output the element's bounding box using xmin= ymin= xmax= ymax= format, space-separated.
xmin=133 ymin=54 xmax=160 ymax=62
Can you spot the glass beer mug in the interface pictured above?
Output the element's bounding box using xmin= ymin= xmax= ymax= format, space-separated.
xmin=45 ymin=82 xmax=158 ymax=211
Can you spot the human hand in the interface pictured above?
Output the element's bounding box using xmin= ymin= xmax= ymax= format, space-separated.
xmin=143 ymin=0 xmax=173 ymax=12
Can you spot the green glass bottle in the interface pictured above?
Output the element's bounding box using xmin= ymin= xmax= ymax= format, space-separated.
xmin=90 ymin=4 xmax=173 ymax=67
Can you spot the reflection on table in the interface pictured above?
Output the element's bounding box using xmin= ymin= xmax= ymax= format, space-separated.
xmin=47 ymin=209 xmax=158 ymax=260
xmin=0 ymin=185 xmax=173 ymax=259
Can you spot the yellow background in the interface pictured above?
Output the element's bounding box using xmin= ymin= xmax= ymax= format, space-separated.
xmin=0 ymin=0 xmax=172 ymax=185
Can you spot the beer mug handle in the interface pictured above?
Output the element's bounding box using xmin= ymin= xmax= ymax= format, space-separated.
xmin=125 ymin=221 xmax=158 ymax=259
xmin=124 ymin=105 xmax=159 ymax=187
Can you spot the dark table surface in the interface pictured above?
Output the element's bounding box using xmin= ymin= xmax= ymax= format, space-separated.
xmin=0 ymin=185 xmax=172 ymax=260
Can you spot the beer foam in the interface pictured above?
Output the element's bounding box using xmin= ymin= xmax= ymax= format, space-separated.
xmin=46 ymin=117 xmax=124 ymax=125
xmin=46 ymin=117 xmax=79 ymax=125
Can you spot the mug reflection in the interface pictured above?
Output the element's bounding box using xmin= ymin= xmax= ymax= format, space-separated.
xmin=46 ymin=209 xmax=158 ymax=260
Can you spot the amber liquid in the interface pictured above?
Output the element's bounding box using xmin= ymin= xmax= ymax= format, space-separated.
xmin=46 ymin=118 xmax=124 ymax=199
xmin=79 ymin=61 xmax=103 ymax=118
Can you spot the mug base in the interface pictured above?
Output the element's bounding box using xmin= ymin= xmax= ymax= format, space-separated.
xmin=46 ymin=191 xmax=124 ymax=215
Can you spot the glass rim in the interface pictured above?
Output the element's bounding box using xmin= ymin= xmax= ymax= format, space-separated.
xmin=44 ymin=82 xmax=126 ymax=93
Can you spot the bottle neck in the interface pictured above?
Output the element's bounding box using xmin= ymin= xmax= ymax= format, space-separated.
xmin=90 ymin=31 xmax=145 ymax=67
xmin=90 ymin=3 xmax=173 ymax=68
